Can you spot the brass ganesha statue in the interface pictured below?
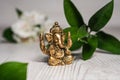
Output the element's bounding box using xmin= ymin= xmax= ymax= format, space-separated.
xmin=39 ymin=22 xmax=74 ymax=66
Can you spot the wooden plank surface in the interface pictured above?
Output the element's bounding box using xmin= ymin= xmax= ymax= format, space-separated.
xmin=0 ymin=43 xmax=120 ymax=80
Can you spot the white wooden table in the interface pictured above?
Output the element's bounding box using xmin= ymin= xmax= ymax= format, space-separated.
xmin=0 ymin=27 xmax=120 ymax=80
xmin=0 ymin=43 xmax=120 ymax=80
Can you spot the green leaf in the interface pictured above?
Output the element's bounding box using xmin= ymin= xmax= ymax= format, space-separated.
xmin=82 ymin=36 xmax=98 ymax=60
xmin=3 ymin=27 xmax=16 ymax=43
xmin=70 ymin=41 xmax=83 ymax=51
xmin=35 ymin=24 xmax=41 ymax=28
xmin=64 ymin=25 xmax=88 ymax=50
xmin=88 ymin=0 xmax=114 ymax=31
xmin=16 ymin=8 xmax=23 ymax=17
xmin=0 ymin=62 xmax=28 ymax=80
xmin=96 ymin=31 xmax=120 ymax=54
xmin=64 ymin=0 xmax=84 ymax=28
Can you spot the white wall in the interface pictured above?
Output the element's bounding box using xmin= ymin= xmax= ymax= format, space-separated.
xmin=0 ymin=0 xmax=119 ymax=28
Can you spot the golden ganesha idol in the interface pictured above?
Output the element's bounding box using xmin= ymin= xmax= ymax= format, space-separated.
xmin=39 ymin=22 xmax=74 ymax=66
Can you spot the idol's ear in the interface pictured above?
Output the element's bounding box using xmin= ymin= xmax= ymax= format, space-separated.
xmin=45 ymin=33 xmax=53 ymax=43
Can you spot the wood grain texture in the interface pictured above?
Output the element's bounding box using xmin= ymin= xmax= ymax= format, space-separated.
xmin=0 ymin=43 xmax=120 ymax=80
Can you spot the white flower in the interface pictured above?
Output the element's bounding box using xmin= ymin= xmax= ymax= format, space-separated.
xmin=11 ymin=20 xmax=37 ymax=38
xmin=13 ymin=34 xmax=39 ymax=43
xmin=21 ymin=11 xmax=47 ymax=25
xmin=13 ymin=34 xmax=21 ymax=43
xmin=11 ymin=11 xmax=55 ymax=43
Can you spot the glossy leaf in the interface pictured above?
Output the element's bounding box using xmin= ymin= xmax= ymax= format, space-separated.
xmin=82 ymin=36 xmax=98 ymax=60
xmin=16 ymin=8 xmax=23 ymax=17
xmin=0 ymin=62 xmax=28 ymax=80
xmin=70 ymin=41 xmax=83 ymax=51
xmin=88 ymin=0 xmax=114 ymax=31
xmin=96 ymin=31 xmax=120 ymax=54
xmin=3 ymin=27 xmax=16 ymax=43
xmin=64 ymin=25 xmax=88 ymax=50
xmin=64 ymin=0 xmax=84 ymax=28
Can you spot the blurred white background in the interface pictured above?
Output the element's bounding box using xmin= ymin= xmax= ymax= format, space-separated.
xmin=0 ymin=0 xmax=119 ymax=28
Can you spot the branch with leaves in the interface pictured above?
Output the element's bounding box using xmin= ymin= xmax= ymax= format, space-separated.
xmin=63 ymin=0 xmax=120 ymax=60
